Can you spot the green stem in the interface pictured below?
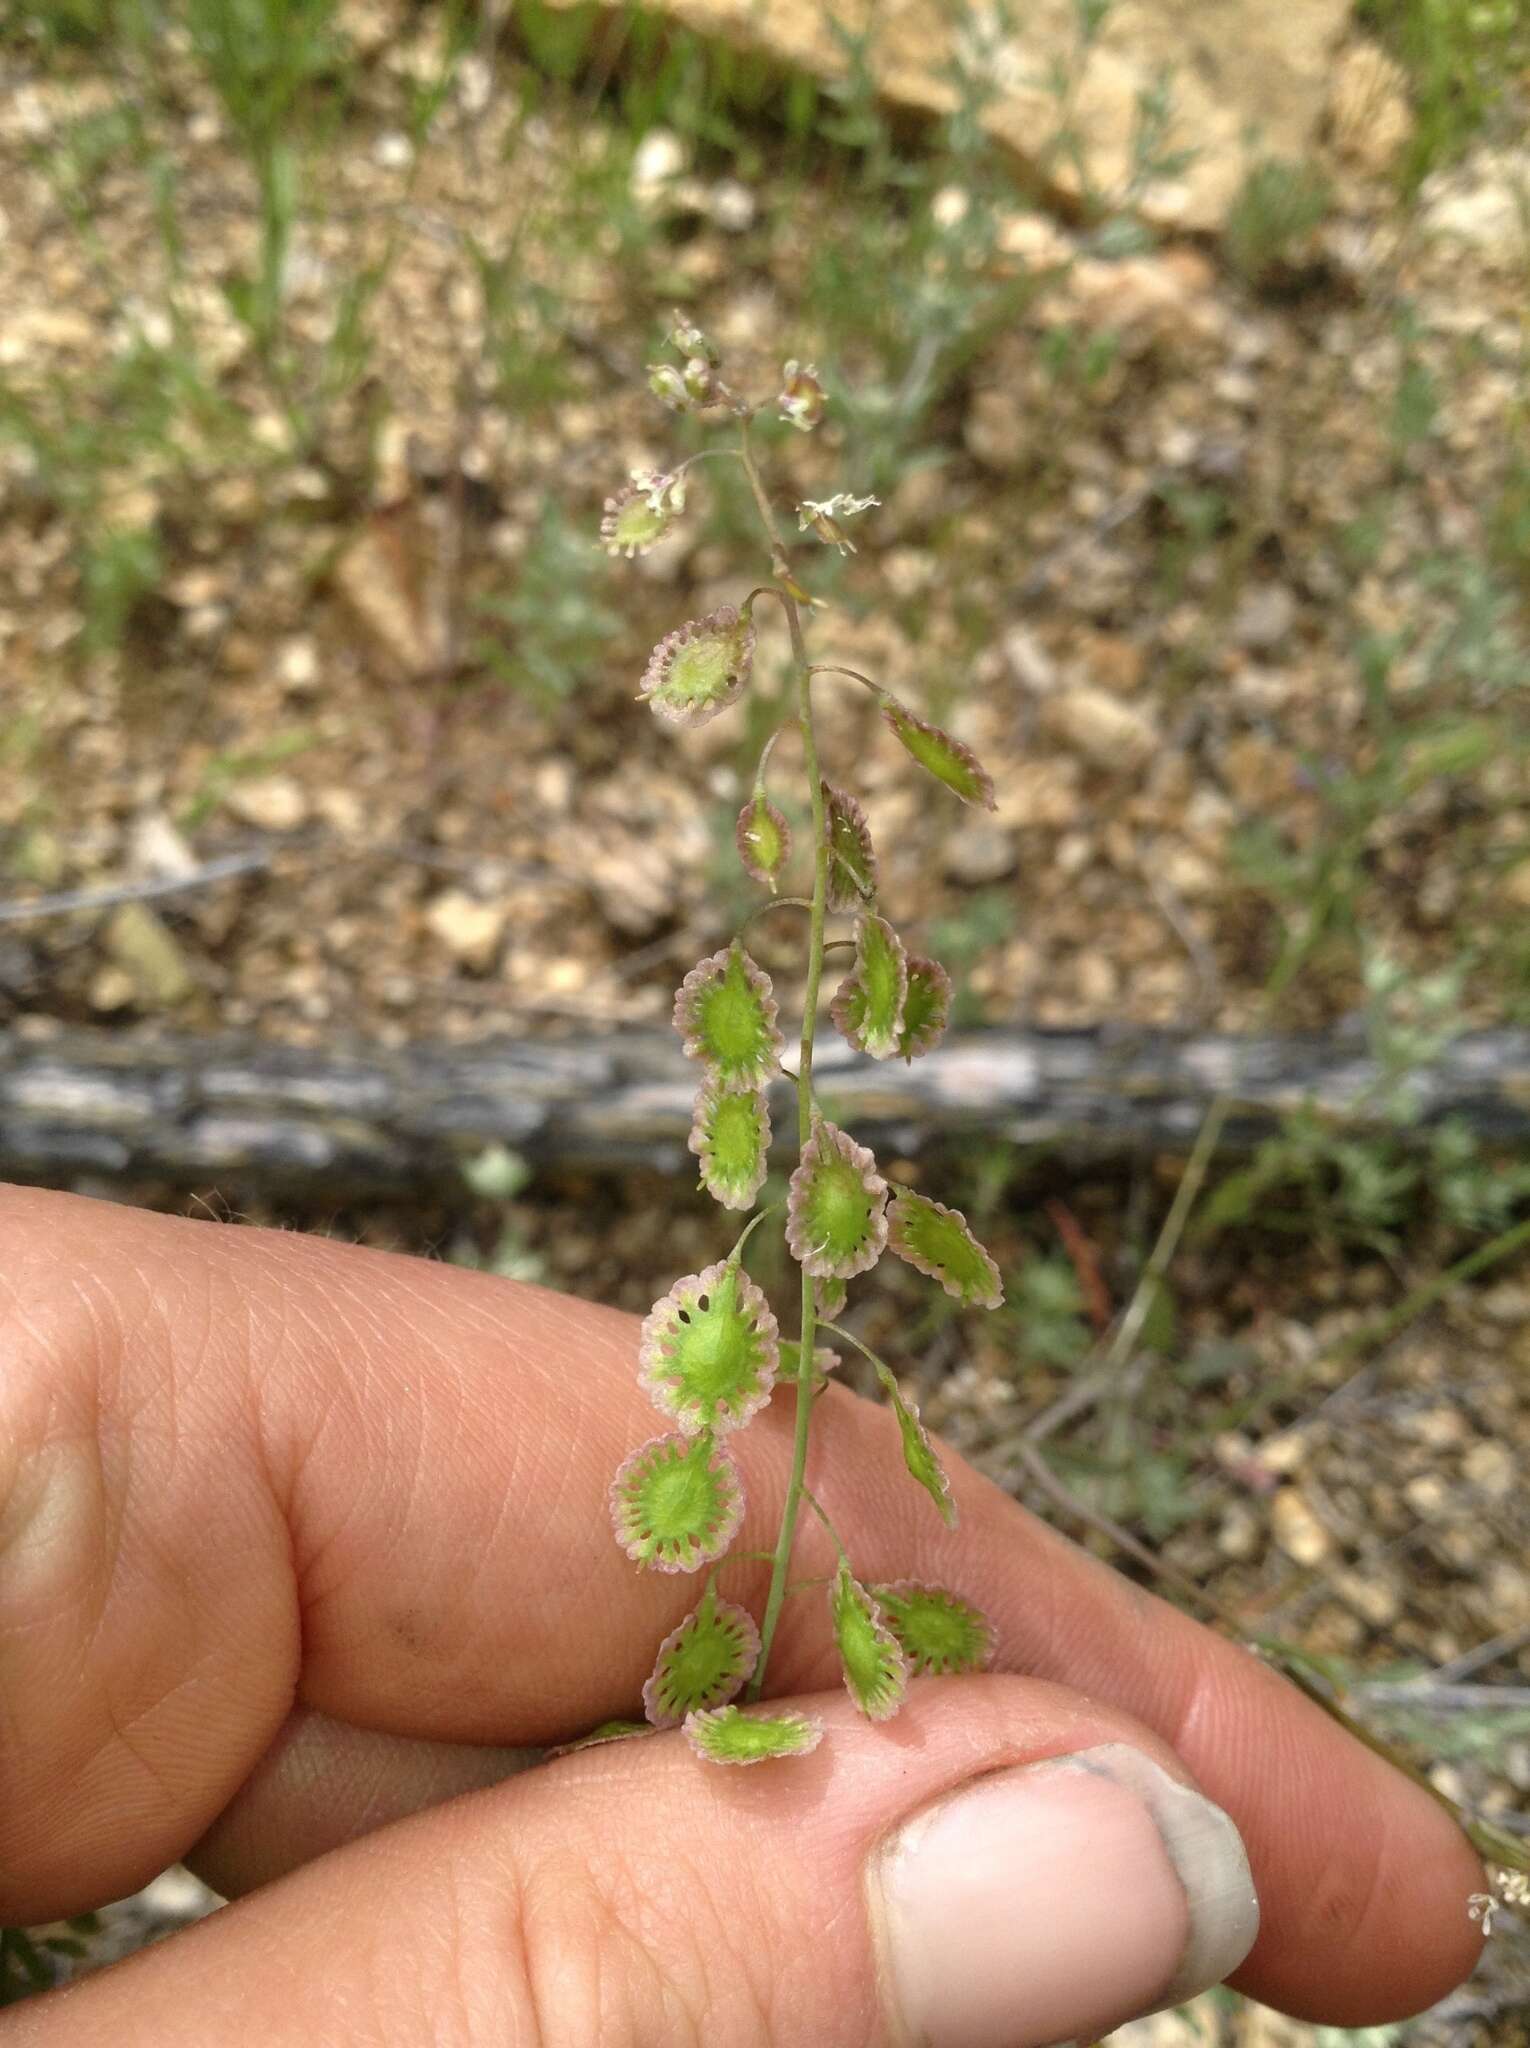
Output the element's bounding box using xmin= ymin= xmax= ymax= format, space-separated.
xmin=801 ymin=1484 xmax=851 ymax=1563
xmin=807 ymin=663 xmax=885 ymax=700
xmin=740 ymin=419 xmax=831 ymax=1701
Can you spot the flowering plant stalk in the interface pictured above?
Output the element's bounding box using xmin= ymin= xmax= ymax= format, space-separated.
xmin=599 ymin=319 xmax=1003 ymax=1764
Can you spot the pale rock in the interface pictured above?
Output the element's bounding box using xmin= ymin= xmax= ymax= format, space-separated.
xmin=1327 ymin=40 xmax=1413 ymax=175
xmin=1482 ymin=1560 xmax=1530 ymax=1630
xmin=964 ymin=387 xmax=1026 ymax=473
xmin=1233 ymin=581 xmax=1297 ymax=652
xmin=545 ymin=0 xmax=1352 ymax=232
xmin=1001 ymin=625 xmax=1058 ymax=694
xmin=424 ymin=889 xmax=508 ymax=973
xmin=1333 ymin=1568 xmax=1400 ymax=1630
xmin=1423 ymin=150 xmax=1530 ymax=268
xmin=631 ymin=127 xmax=687 ymax=199
xmin=709 ymin=178 xmax=756 ymax=231
xmin=226 ymin=774 xmax=310 ymax=833
xmin=316 ymin=786 xmax=366 ymax=838
xmin=128 ymin=812 xmax=197 ymax=882
xmin=1076 ymin=950 xmax=1119 ymax=1009
xmin=1271 ymin=1486 xmax=1332 ymax=1566
xmin=1403 ymin=1472 xmax=1450 ymax=1521
xmin=993 ymin=209 xmax=1074 ymax=268
xmin=882 ymin=547 xmax=935 ymax=598
xmin=1067 ymin=250 xmax=1221 ymax=353
xmin=587 ymin=840 xmax=676 ymax=936
xmin=943 ymin=821 xmax=1015 ymax=886
xmin=879 ymin=464 xmax=948 ymax=539
xmin=88 ymin=965 xmax=137 ymax=1013
xmin=1043 ymin=686 xmax=1158 ymax=773
xmin=278 ymin=636 xmax=320 ymax=695
xmin=1216 ymin=1502 xmax=1260 ymax=1560
xmin=1501 ymin=857 xmax=1530 ymax=913
xmin=1402 ymin=1405 xmax=1465 ymax=1450
xmin=1462 ymin=1438 xmax=1513 ymax=1500
xmin=104 ymin=903 xmax=194 ymax=1009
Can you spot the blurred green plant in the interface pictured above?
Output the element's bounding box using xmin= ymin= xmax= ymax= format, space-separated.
xmin=471 ymin=504 xmax=625 ymax=708
xmin=1358 ymin=0 xmax=1530 ymax=190
xmin=1223 ymin=157 xmax=1332 ymax=290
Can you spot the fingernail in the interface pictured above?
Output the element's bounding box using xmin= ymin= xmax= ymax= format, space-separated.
xmin=867 ymin=1742 xmax=1259 ymax=2048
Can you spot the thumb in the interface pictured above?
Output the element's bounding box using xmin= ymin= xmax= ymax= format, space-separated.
xmin=10 ymin=1678 xmax=1259 ymax=2048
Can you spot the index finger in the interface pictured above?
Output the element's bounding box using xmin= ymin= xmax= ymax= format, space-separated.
xmin=0 ymin=1185 xmax=1483 ymax=2022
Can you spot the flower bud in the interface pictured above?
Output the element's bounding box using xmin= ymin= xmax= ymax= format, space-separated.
xmin=681 ymin=355 xmax=719 ymax=405
xmin=647 ymin=363 xmax=691 ymax=411
xmin=670 ymin=310 xmax=720 ymax=365
xmin=778 ymin=359 xmax=826 ymax=433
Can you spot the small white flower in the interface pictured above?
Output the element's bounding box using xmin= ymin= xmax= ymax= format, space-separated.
xmin=796 ymin=492 xmax=881 ymax=555
xmin=1468 ymin=1893 xmax=1498 ymax=1937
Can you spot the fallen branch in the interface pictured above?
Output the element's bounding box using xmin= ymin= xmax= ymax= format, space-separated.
xmin=2 ymin=1022 xmax=1530 ymax=1199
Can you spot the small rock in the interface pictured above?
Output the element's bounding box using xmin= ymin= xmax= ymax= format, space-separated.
xmin=1481 ymin=1560 xmax=1530 ymax=1630
xmin=943 ymin=821 xmax=1015 ymax=886
xmin=88 ymin=965 xmax=137 ymax=1013
xmin=104 ymin=903 xmax=194 ymax=1009
xmin=1001 ymin=625 xmax=1058 ymax=694
xmin=586 ymin=841 xmax=675 ymax=937
xmin=1403 ymin=1472 xmax=1450 ymax=1521
xmin=709 ymin=179 xmax=755 ymax=232
xmin=278 ymin=637 xmax=320 ymax=696
xmin=631 ymin=128 xmax=687 ymax=200
xmin=226 ymin=774 xmax=309 ymax=833
xmin=1423 ymin=149 xmax=1530 ymax=268
xmin=1042 ymin=686 xmax=1159 ymax=773
xmin=1233 ymin=582 xmax=1298 ymax=652
xmin=128 ymin=812 xmax=197 ymax=881
xmin=424 ymin=890 xmax=508 ymax=973
xmin=1217 ymin=1502 xmax=1260 ymax=1560
xmin=1402 ymin=1405 xmax=1465 ymax=1451
xmin=964 ymin=388 xmax=1026 ymax=473
xmin=1463 ymin=1438 xmax=1513 ymax=1500
xmin=1271 ymin=1486 xmax=1332 ymax=1566
xmin=1333 ymin=1568 xmax=1401 ymax=1629
xmin=1327 ymin=41 xmax=1413 ymax=175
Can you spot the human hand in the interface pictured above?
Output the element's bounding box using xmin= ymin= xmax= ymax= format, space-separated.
xmin=0 ymin=1187 xmax=1483 ymax=2045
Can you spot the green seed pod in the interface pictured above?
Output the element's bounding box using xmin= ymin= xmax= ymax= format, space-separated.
xmin=829 ymin=1563 xmax=908 ymax=1721
xmin=736 ymin=788 xmax=791 ymax=891
xmin=870 ymin=1582 xmax=996 ymax=1676
xmin=886 ymin=1188 xmax=1004 ymax=1310
xmin=785 ymin=1118 xmax=889 ymax=1280
xmin=641 ymin=607 xmax=756 ymax=726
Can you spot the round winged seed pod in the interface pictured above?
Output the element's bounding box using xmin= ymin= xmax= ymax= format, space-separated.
xmin=641 ymin=606 xmax=756 ymax=726
xmin=881 ymin=702 xmax=996 ymax=810
xmin=683 ymin=1704 xmax=823 ymax=1765
xmin=830 ymin=1563 xmax=908 ymax=1722
xmin=642 ymin=1586 xmax=761 ymax=1729
xmin=829 ymin=912 xmax=908 ymax=1061
xmin=869 ymin=1581 xmax=997 ymax=1677
xmin=785 ymin=1117 xmax=889 ymax=1280
xmin=601 ymin=471 xmax=685 ymax=559
xmin=672 ymin=942 xmax=783 ymax=1087
xmin=897 ymin=956 xmax=952 ymax=1062
xmin=735 ymin=789 xmax=791 ymax=891
xmin=609 ymin=1431 xmax=745 ymax=1575
xmin=638 ymin=1260 xmax=779 ymax=1436
xmin=689 ymin=1078 xmax=771 ymax=1212
xmin=886 ymin=1188 xmax=1004 ymax=1311
xmin=821 ymin=783 xmax=877 ymax=913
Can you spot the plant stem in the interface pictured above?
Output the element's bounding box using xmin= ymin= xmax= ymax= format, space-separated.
xmin=740 ymin=419 xmax=831 ymax=1700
